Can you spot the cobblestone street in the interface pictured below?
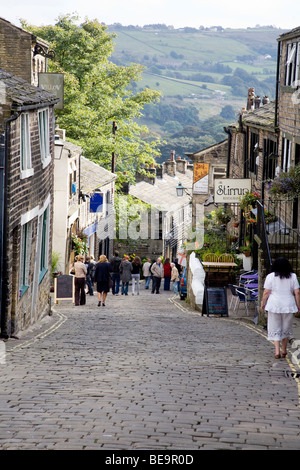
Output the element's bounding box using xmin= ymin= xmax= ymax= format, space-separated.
xmin=0 ymin=286 xmax=300 ymax=450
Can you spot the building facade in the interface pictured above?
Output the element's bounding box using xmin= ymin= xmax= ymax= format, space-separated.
xmin=0 ymin=68 xmax=58 ymax=336
xmin=0 ymin=17 xmax=53 ymax=87
xmin=52 ymin=131 xmax=117 ymax=273
xmin=224 ymin=26 xmax=300 ymax=282
xmin=122 ymin=152 xmax=193 ymax=262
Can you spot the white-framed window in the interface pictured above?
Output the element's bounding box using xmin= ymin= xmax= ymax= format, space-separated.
xmin=20 ymin=113 xmax=33 ymax=179
xmin=285 ymin=41 xmax=300 ymax=87
xmin=39 ymin=206 xmax=50 ymax=282
xmin=38 ymin=108 xmax=51 ymax=168
xmin=19 ymin=220 xmax=33 ymax=296
xmin=282 ymin=136 xmax=292 ymax=172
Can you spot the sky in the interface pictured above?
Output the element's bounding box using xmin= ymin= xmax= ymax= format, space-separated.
xmin=1 ymin=0 xmax=300 ymax=30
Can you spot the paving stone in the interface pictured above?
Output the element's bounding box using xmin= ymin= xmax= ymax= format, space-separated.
xmin=0 ymin=288 xmax=299 ymax=450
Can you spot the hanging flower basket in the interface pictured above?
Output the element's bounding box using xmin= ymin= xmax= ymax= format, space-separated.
xmin=72 ymin=233 xmax=88 ymax=255
xmin=267 ymin=165 xmax=300 ymax=200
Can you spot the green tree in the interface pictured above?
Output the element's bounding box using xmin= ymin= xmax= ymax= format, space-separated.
xmin=22 ymin=14 xmax=162 ymax=186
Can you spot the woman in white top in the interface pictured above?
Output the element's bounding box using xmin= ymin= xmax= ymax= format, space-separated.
xmin=261 ymin=257 xmax=300 ymax=359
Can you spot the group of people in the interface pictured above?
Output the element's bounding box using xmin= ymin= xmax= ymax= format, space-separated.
xmin=72 ymin=254 xmax=111 ymax=307
xmin=72 ymin=251 xmax=183 ymax=307
xmin=73 ymin=252 xmax=300 ymax=360
xmin=110 ymin=253 xmax=182 ymax=296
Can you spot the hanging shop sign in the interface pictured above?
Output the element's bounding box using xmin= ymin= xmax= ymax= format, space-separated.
xmin=38 ymin=73 xmax=64 ymax=109
xmin=193 ymin=163 xmax=209 ymax=194
xmin=90 ymin=192 xmax=103 ymax=213
xmin=214 ymin=178 xmax=251 ymax=203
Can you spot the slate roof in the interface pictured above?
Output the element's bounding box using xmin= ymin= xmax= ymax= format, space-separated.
xmin=278 ymin=27 xmax=300 ymax=41
xmin=80 ymin=156 xmax=117 ymax=194
xmin=242 ymin=100 xmax=276 ymax=130
xmin=0 ymin=67 xmax=58 ymax=107
xmin=129 ymin=169 xmax=193 ymax=212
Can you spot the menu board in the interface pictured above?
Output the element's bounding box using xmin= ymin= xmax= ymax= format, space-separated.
xmin=204 ymin=287 xmax=228 ymax=317
xmin=54 ymin=275 xmax=74 ymax=303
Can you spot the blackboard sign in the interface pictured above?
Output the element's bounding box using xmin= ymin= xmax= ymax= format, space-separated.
xmin=54 ymin=275 xmax=74 ymax=303
xmin=204 ymin=287 xmax=228 ymax=317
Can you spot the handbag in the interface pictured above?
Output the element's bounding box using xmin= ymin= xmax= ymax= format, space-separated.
xmin=108 ymin=275 xmax=113 ymax=289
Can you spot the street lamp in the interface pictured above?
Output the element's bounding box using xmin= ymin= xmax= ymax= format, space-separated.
xmin=176 ymin=182 xmax=185 ymax=197
xmin=54 ymin=136 xmax=64 ymax=160
xmin=176 ymin=182 xmax=192 ymax=198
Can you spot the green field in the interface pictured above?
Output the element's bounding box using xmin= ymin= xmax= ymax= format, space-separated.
xmin=108 ymin=25 xmax=286 ymax=157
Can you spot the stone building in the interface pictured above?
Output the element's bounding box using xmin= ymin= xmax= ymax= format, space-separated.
xmin=185 ymin=140 xmax=228 ymax=228
xmin=0 ymin=68 xmax=58 ymax=337
xmin=224 ymin=26 xmax=300 ymax=280
xmin=117 ymin=152 xmax=193 ymax=262
xmin=80 ymin=156 xmax=117 ymax=262
xmin=52 ymin=131 xmax=117 ymax=273
xmin=0 ymin=17 xmax=54 ymax=87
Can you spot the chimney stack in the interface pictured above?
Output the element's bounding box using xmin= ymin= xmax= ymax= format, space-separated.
xmin=163 ymin=150 xmax=176 ymax=176
xmin=176 ymin=156 xmax=187 ymax=174
xmin=247 ymin=87 xmax=255 ymax=110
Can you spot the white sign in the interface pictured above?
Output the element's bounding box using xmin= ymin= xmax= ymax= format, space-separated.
xmin=214 ymin=178 xmax=251 ymax=203
xmin=193 ymin=163 xmax=209 ymax=194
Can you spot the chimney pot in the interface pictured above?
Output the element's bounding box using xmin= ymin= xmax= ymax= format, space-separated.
xmin=255 ymin=95 xmax=261 ymax=109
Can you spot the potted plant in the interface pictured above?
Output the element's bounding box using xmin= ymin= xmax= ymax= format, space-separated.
xmin=264 ymin=209 xmax=277 ymax=224
xmin=239 ymin=245 xmax=251 ymax=257
xmin=213 ymin=206 xmax=233 ymax=226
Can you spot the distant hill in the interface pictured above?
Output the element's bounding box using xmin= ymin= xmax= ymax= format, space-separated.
xmin=107 ymin=24 xmax=288 ymax=159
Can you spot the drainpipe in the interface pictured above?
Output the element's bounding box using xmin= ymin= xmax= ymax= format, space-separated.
xmin=275 ymin=40 xmax=281 ymax=130
xmin=223 ymin=126 xmax=232 ymax=178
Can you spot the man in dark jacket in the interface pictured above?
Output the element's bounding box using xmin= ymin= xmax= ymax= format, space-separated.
xmin=110 ymin=251 xmax=122 ymax=295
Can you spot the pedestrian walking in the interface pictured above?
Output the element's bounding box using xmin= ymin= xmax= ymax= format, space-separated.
xmin=110 ymin=251 xmax=122 ymax=295
xmin=261 ymin=257 xmax=300 ymax=358
xmin=94 ymin=255 xmax=112 ymax=306
xmin=131 ymin=256 xmax=142 ymax=295
xmin=171 ymin=262 xmax=180 ymax=294
xmin=74 ymin=255 xmax=87 ymax=306
xmin=163 ymin=258 xmax=171 ymax=290
xmin=120 ymin=255 xmax=132 ymax=296
xmin=85 ymin=256 xmax=96 ymax=296
xmin=142 ymin=258 xmax=152 ymax=289
xmin=151 ymin=257 xmax=164 ymax=294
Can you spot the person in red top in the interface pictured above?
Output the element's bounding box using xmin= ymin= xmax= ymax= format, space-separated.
xmin=163 ymin=258 xmax=171 ymax=291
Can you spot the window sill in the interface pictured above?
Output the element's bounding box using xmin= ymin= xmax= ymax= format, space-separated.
xmin=20 ymin=168 xmax=34 ymax=180
xmin=42 ymin=155 xmax=51 ymax=169
xmin=19 ymin=285 xmax=29 ymax=299
xmin=39 ymin=268 xmax=48 ymax=284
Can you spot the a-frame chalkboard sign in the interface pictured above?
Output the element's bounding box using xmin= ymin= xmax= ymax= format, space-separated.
xmin=203 ymin=286 xmax=228 ymax=317
xmin=54 ymin=274 xmax=74 ymax=304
